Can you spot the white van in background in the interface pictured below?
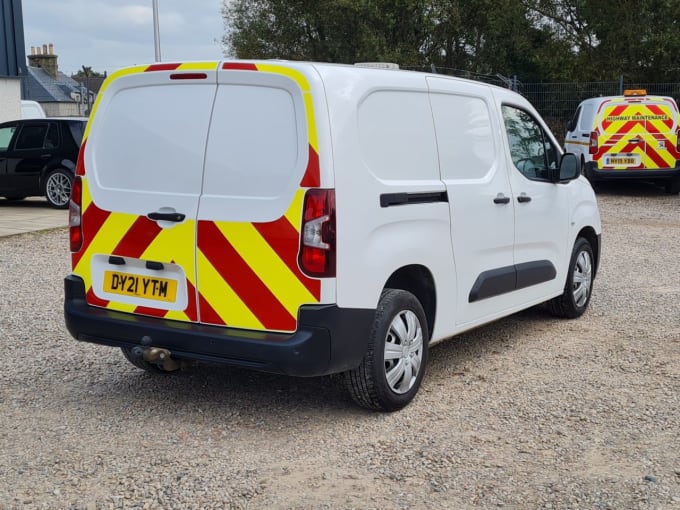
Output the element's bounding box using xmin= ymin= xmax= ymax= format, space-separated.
xmin=64 ymin=60 xmax=602 ymax=411
xmin=565 ymin=90 xmax=680 ymax=193
xmin=21 ymin=100 xmax=46 ymax=119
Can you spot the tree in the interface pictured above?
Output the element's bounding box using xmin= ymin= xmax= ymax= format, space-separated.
xmin=71 ymin=66 xmax=104 ymax=80
xmin=222 ymin=0 xmax=542 ymax=73
xmin=222 ymin=0 xmax=680 ymax=82
xmin=522 ymin=0 xmax=680 ymax=81
xmin=222 ymin=0 xmax=426 ymax=64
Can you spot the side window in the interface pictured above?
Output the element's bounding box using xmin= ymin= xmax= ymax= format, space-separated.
xmin=501 ymin=105 xmax=559 ymax=181
xmin=67 ymin=121 xmax=85 ymax=146
xmin=579 ymin=103 xmax=595 ymax=131
xmin=15 ymin=124 xmax=49 ymax=150
xmin=568 ymin=105 xmax=581 ymax=132
xmin=0 ymin=125 xmax=17 ymax=151
xmin=45 ymin=123 xmax=59 ymax=149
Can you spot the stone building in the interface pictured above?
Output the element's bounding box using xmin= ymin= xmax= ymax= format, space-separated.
xmin=24 ymin=44 xmax=94 ymax=117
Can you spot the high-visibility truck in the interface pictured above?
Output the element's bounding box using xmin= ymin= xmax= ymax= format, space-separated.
xmin=565 ymin=90 xmax=680 ymax=193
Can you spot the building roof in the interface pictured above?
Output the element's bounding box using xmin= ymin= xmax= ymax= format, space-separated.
xmin=72 ymin=76 xmax=106 ymax=95
xmin=23 ymin=66 xmax=85 ymax=103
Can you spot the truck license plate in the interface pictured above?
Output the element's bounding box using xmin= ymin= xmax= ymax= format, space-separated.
xmin=605 ymin=155 xmax=639 ymax=166
xmin=103 ymin=271 xmax=177 ymax=302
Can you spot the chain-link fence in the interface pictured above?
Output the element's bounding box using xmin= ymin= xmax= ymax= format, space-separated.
xmin=519 ymin=80 xmax=680 ymax=138
xmin=403 ymin=65 xmax=680 ymax=140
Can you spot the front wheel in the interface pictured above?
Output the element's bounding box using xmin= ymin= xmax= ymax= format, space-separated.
xmin=44 ymin=168 xmax=73 ymax=209
xmin=548 ymin=237 xmax=594 ymax=318
xmin=583 ymin=161 xmax=599 ymax=190
xmin=345 ymin=289 xmax=429 ymax=412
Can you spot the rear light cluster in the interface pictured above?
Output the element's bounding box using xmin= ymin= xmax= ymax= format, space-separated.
xmin=589 ymin=131 xmax=598 ymax=155
xmin=70 ymin=142 xmax=86 ymax=252
xmin=69 ymin=176 xmax=83 ymax=253
xmin=299 ymin=189 xmax=336 ymax=278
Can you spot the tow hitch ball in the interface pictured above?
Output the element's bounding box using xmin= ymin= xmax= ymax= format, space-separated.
xmin=131 ymin=343 xmax=180 ymax=372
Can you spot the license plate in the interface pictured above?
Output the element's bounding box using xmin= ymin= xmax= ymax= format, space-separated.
xmin=104 ymin=271 xmax=178 ymax=302
xmin=608 ymin=158 xmax=636 ymax=165
xmin=605 ymin=155 xmax=639 ymax=166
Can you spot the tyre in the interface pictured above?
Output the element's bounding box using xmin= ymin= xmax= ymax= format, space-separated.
xmin=664 ymin=177 xmax=680 ymax=194
xmin=583 ymin=161 xmax=599 ymax=191
xmin=44 ymin=168 xmax=73 ymax=209
xmin=345 ymin=289 xmax=429 ymax=412
xmin=120 ymin=347 xmax=174 ymax=374
xmin=548 ymin=237 xmax=594 ymax=318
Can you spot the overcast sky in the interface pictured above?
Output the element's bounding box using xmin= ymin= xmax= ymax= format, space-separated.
xmin=21 ymin=0 xmax=226 ymax=76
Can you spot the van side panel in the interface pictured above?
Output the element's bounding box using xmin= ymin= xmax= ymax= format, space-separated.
xmin=317 ymin=67 xmax=457 ymax=341
xmin=427 ymin=78 xmax=516 ymax=328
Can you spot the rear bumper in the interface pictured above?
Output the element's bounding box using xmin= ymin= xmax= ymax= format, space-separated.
xmin=585 ymin=161 xmax=680 ymax=181
xmin=64 ymin=275 xmax=374 ymax=377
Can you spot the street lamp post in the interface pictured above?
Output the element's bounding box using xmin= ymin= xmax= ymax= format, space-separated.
xmin=152 ymin=0 xmax=161 ymax=62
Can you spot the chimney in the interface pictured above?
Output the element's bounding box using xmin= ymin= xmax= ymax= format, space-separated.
xmin=27 ymin=42 xmax=59 ymax=79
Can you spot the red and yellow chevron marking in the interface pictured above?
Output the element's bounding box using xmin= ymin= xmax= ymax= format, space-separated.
xmin=73 ymin=61 xmax=323 ymax=332
xmin=196 ymin=189 xmax=321 ymax=332
xmin=72 ymin=180 xmax=200 ymax=322
xmin=187 ymin=61 xmax=323 ymax=332
xmin=595 ymin=99 xmax=679 ymax=169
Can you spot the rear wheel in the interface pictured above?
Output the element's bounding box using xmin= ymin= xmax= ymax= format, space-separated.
xmin=664 ymin=177 xmax=680 ymax=194
xmin=44 ymin=168 xmax=73 ymax=209
xmin=548 ymin=237 xmax=594 ymax=318
xmin=345 ymin=289 xmax=429 ymax=412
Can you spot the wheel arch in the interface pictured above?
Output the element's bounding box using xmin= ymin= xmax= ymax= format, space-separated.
xmin=39 ymin=159 xmax=75 ymax=187
xmin=577 ymin=226 xmax=599 ymax=278
xmin=384 ymin=264 xmax=436 ymax=341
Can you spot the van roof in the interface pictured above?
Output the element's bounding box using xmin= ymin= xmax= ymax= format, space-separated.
xmin=579 ymin=94 xmax=677 ymax=105
xmin=105 ymin=59 xmax=515 ymax=97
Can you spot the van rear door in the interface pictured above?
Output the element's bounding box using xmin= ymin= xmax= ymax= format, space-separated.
xmin=639 ymin=98 xmax=679 ymax=169
xmin=194 ymin=62 xmax=322 ymax=333
xmin=596 ymin=96 xmax=679 ymax=170
xmin=75 ymin=63 xmax=219 ymax=323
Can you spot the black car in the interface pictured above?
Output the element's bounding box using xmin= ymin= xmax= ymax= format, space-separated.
xmin=0 ymin=117 xmax=87 ymax=208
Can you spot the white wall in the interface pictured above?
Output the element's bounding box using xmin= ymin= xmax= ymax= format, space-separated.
xmin=42 ymin=102 xmax=83 ymax=117
xmin=0 ymin=78 xmax=21 ymax=122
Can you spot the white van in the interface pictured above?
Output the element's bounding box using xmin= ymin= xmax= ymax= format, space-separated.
xmin=20 ymin=100 xmax=47 ymax=119
xmin=565 ymin=90 xmax=680 ymax=193
xmin=64 ymin=61 xmax=602 ymax=411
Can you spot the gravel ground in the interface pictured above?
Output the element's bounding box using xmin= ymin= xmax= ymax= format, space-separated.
xmin=0 ymin=181 xmax=679 ymax=510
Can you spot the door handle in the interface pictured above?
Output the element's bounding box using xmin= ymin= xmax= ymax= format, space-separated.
xmin=581 ymin=133 xmax=589 ymax=138
xmin=517 ymin=194 xmax=532 ymax=203
xmin=148 ymin=211 xmax=186 ymax=222
xmin=493 ymin=193 xmax=511 ymax=205
xmin=41 ymin=154 xmax=52 ymax=159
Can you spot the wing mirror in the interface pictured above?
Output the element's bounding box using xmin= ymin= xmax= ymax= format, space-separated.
xmin=554 ymin=153 xmax=580 ymax=182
